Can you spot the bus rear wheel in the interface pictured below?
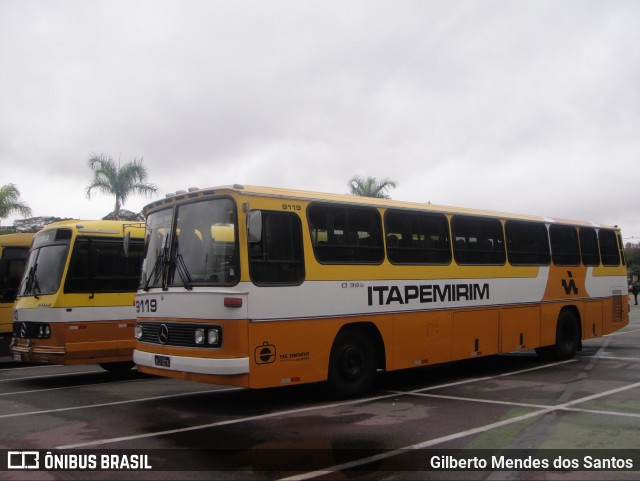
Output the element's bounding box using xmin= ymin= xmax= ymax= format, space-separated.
xmin=99 ymin=361 xmax=135 ymax=373
xmin=327 ymin=328 xmax=376 ymax=398
xmin=535 ymin=310 xmax=581 ymax=361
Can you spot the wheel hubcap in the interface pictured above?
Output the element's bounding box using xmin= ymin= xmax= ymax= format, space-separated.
xmin=341 ymin=345 xmax=365 ymax=380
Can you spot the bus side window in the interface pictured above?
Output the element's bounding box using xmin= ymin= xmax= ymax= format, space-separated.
xmin=579 ymin=228 xmax=600 ymax=266
xmin=249 ymin=211 xmax=304 ymax=285
xmin=451 ymin=216 xmax=505 ymax=265
xmin=384 ymin=210 xmax=451 ymax=264
xmin=0 ymin=247 xmax=29 ymax=302
xmin=550 ymin=225 xmax=580 ymax=266
xmin=308 ymin=204 xmax=383 ymax=264
xmin=599 ymin=229 xmax=621 ymax=267
xmin=505 ymin=220 xmax=550 ymax=266
xmin=65 ymin=238 xmax=144 ymax=293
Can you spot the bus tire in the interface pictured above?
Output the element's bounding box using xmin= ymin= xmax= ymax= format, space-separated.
xmin=327 ymin=328 xmax=376 ymax=398
xmin=535 ymin=310 xmax=580 ymax=361
xmin=99 ymin=361 xmax=135 ymax=373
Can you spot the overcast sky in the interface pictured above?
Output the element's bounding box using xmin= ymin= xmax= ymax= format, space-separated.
xmin=1 ymin=0 xmax=639 ymax=240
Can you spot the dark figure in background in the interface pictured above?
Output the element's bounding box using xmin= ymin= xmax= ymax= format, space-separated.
xmin=633 ymin=284 xmax=639 ymax=305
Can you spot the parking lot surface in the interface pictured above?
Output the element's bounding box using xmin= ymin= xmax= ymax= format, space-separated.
xmin=1 ymin=306 xmax=639 ymax=480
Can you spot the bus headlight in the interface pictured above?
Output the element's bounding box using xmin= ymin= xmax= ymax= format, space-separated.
xmin=207 ymin=328 xmax=220 ymax=346
xmin=36 ymin=324 xmax=51 ymax=339
xmin=134 ymin=325 xmax=143 ymax=340
xmin=194 ymin=328 xmax=205 ymax=345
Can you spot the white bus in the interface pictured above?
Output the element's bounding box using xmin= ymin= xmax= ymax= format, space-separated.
xmin=133 ymin=185 xmax=628 ymax=396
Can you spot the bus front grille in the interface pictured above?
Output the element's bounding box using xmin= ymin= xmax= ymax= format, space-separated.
xmin=136 ymin=322 xmax=223 ymax=348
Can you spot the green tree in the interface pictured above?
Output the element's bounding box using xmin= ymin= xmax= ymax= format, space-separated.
xmin=0 ymin=183 xmax=32 ymax=222
xmin=86 ymin=153 xmax=159 ymax=220
xmin=347 ymin=175 xmax=398 ymax=199
xmin=625 ymin=242 xmax=640 ymax=282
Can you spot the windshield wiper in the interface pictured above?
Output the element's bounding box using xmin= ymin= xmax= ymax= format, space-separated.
xmin=143 ymin=233 xmax=170 ymax=291
xmin=170 ymin=236 xmax=192 ymax=290
xmin=174 ymin=253 xmax=193 ymax=291
xmin=142 ymin=232 xmax=193 ymax=291
xmin=23 ymin=264 xmax=41 ymax=299
xmin=142 ymin=252 xmax=164 ymax=291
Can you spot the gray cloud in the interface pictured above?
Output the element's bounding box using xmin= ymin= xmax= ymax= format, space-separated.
xmin=1 ymin=0 xmax=639 ymax=238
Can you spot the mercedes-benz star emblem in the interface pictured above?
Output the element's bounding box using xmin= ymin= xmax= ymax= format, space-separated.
xmin=158 ymin=324 xmax=169 ymax=345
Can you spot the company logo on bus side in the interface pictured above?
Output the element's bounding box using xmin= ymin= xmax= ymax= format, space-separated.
xmin=367 ymin=283 xmax=490 ymax=306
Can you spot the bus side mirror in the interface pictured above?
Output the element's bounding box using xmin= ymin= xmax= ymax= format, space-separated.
xmin=247 ymin=211 xmax=262 ymax=243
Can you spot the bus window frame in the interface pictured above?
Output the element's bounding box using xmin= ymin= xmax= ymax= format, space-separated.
xmin=18 ymin=230 xmax=72 ymax=297
xmin=549 ymin=225 xmax=581 ymax=267
xmin=578 ymin=227 xmax=600 ymax=267
xmin=599 ymin=229 xmax=621 ymax=267
xmin=0 ymin=246 xmax=30 ymax=302
xmin=64 ymin=236 xmax=146 ymax=294
xmin=504 ymin=220 xmax=551 ymax=266
xmin=383 ymin=209 xmax=452 ymax=265
xmin=307 ymin=203 xmax=384 ymax=265
xmin=451 ymin=215 xmax=506 ymax=266
xmin=169 ymin=196 xmax=240 ymax=288
xmin=248 ymin=210 xmax=305 ymax=286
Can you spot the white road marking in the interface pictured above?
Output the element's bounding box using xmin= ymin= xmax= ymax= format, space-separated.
xmin=279 ymin=380 xmax=640 ymax=480
xmin=0 ymin=369 xmax=103 ymax=382
xmin=0 ymin=387 xmax=242 ymax=420
xmin=55 ymin=359 xmax=575 ymax=449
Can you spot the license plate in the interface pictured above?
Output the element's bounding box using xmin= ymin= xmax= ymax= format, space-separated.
xmin=13 ymin=352 xmax=22 ymax=362
xmin=154 ymin=355 xmax=170 ymax=368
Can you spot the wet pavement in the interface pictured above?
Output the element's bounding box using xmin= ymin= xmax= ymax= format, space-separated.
xmin=1 ymin=306 xmax=639 ymax=480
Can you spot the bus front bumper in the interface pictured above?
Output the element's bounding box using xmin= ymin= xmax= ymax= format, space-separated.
xmin=133 ymin=349 xmax=249 ymax=376
xmin=10 ymin=341 xmax=65 ymax=364
xmin=11 ymin=339 xmax=134 ymax=365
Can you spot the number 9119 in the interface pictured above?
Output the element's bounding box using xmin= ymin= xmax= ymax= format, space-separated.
xmin=136 ymin=299 xmax=157 ymax=313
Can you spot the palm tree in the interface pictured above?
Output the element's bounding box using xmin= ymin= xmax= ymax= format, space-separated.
xmin=86 ymin=153 xmax=159 ymax=220
xmin=347 ymin=175 xmax=398 ymax=199
xmin=0 ymin=183 xmax=32 ymax=221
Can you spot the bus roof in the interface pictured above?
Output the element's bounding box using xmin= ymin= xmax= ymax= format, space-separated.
xmin=145 ymin=184 xmax=619 ymax=230
xmin=0 ymin=232 xmax=35 ymax=247
xmin=37 ymin=220 xmax=146 ymax=238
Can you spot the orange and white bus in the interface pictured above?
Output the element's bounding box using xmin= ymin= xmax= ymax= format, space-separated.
xmin=0 ymin=233 xmax=34 ymax=356
xmin=133 ymin=185 xmax=628 ymax=396
xmin=11 ymin=220 xmax=145 ymax=372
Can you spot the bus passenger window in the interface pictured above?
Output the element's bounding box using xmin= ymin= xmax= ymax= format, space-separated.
xmin=550 ymin=225 xmax=580 ymax=266
xmin=308 ymin=204 xmax=383 ymax=264
xmin=505 ymin=221 xmax=550 ymax=266
xmin=249 ymin=211 xmax=304 ymax=285
xmin=65 ymin=238 xmax=144 ymax=293
xmin=384 ymin=210 xmax=451 ymax=264
xmin=579 ymin=228 xmax=600 ymax=266
xmin=599 ymin=229 xmax=621 ymax=266
xmin=0 ymin=247 xmax=29 ymax=302
xmin=451 ymin=216 xmax=505 ymax=265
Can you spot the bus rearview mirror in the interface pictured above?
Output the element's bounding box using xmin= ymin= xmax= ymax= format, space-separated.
xmin=247 ymin=211 xmax=262 ymax=243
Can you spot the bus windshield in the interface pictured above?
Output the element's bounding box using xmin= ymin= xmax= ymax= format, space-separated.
xmin=140 ymin=208 xmax=173 ymax=290
xmin=19 ymin=231 xmax=71 ymax=297
xmin=143 ymin=198 xmax=239 ymax=289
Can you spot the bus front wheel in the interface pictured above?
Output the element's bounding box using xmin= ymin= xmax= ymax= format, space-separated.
xmin=327 ymin=328 xmax=376 ymax=398
xmin=535 ymin=310 xmax=581 ymax=361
